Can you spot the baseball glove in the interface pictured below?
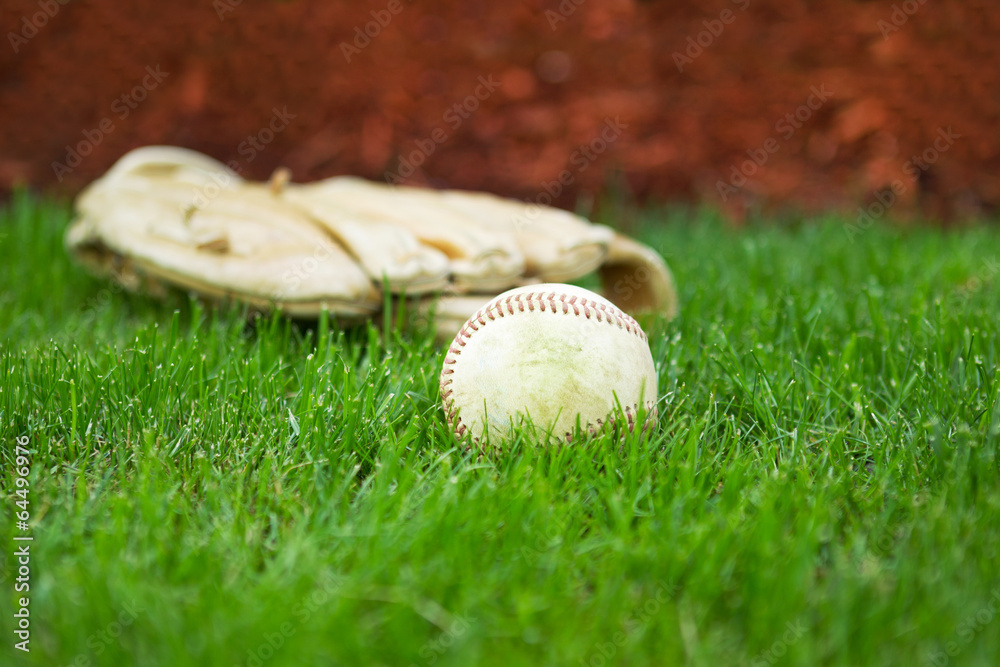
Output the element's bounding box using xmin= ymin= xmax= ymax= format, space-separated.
xmin=65 ymin=146 xmax=678 ymax=339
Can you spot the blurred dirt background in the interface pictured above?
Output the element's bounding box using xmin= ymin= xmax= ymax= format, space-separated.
xmin=1 ymin=0 xmax=997 ymax=222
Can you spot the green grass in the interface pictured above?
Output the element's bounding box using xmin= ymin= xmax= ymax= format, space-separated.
xmin=1 ymin=190 xmax=999 ymax=666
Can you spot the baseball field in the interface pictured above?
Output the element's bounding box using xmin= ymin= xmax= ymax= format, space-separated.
xmin=2 ymin=191 xmax=999 ymax=666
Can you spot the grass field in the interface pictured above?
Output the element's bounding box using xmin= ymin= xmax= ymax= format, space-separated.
xmin=2 ymin=191 xmax=999 ymax=667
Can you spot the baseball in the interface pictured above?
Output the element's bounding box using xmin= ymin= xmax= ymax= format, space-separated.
xmin=439 ymin=283 xmax=658 ymax=446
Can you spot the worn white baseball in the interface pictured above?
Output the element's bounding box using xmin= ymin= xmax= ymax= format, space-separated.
xmin=439 ymin=283 xmax=658 ymax=445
